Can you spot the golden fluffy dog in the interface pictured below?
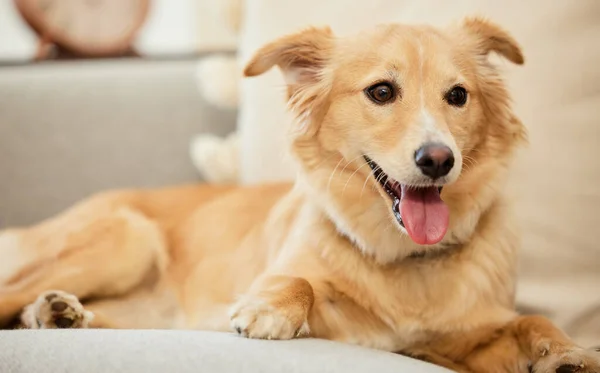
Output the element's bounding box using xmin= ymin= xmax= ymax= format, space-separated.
xmin=1 ymin=17 xmax=598 ymax=373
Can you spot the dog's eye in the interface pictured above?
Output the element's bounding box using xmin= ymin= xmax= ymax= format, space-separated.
xmin=445 ymin=86 xmax=468 ymax=107
xmin=365 ymin=82 xmax=396 ymax=104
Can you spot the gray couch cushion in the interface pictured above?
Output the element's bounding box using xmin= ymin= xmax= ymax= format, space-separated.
xmin=0 ymin=330 xmax=450 ymax=373
xmin=0 ymin=59 xmax=237 ymax=227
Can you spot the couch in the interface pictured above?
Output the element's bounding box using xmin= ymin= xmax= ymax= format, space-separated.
xmin=0 ymin=330 xmax=449 ymax=373
xmin=0 ymin=57 xmax=444 ymax=372
xmin=1 ymin=0 xmax=598 ymax=371
xmin=0 ymin=59 xmax=236 ymax=226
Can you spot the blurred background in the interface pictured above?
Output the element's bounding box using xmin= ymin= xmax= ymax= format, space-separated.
xmin=0 ymin=0 xmax=598 ymax=348
xmin=0 ymin=0 xmax=239 ymax=226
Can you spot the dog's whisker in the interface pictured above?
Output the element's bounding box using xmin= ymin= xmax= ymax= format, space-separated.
xmin=339 ymin=154 xmax=365 ymax=175
xmin=310 ymin=152 xmax=338 ymax=172
xmin=375 ymin=166 xmax=387 ymax=186
xmin=461 ymin=154 xmax=479 ymax=173
xmin=360 ymin=169 xmax=376 ymax=199
xmin=326 ymin=157 xmax=346 ymax=195
xmin=342 ymin=161 xmax=370 ymax=197
xmin=362 ymin=164 xmax=386 ymax=197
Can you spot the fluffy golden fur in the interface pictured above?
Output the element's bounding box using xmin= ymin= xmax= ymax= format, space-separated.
xmin=0 ymin=17 xmax=598 ymax=373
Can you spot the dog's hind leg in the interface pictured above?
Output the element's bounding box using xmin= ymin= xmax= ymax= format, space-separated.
xmin=19 ymin=286 xmax=179 ymax=329
xmin=458 ymin=315 xmax=600 ymax=373
xmin=408 ymin=315 xmax=600 ymax=373
xmin=19 ymin=290 xmax=95 ymax=329
xmin=400 ymin=349 xmax=474 ymax=373
xmin=0 ymin=192 xmax=169 ymax=328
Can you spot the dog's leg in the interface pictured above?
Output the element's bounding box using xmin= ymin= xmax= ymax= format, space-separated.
xmin=19 ymin=290 xmax=126 ymax=329
xmin=19 ymin=290 xmax=94 ymax=329
xmin=509 ymin=315 xmax=600 ymax=373
xmin=229 ymin=275 xmax=314 ymax=339
xmin=462 ymin=315 xmax=600 ymax=373
xmin=0 ymin=194 xmax=168 ymax=328
xmin=400 ymin=349 xmax=474 ymax=373
xmin=410 ymin=315 xmax=600 ymax=373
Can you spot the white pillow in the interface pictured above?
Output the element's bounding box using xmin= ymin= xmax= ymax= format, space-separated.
xmin=237 ymin=0 xmax=600 ymax=347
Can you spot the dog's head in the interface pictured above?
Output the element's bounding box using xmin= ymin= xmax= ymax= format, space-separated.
xmin=245 ymin=18 xmax=526 ymax=262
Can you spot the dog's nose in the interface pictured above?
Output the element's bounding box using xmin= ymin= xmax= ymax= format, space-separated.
xmin=414 ymin=143 xmax=455 ymax=179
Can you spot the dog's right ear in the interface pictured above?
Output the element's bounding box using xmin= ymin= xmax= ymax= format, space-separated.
xmin=243 ymin=26 xmax=334 ymax=88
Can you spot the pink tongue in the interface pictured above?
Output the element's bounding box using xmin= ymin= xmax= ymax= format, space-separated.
xmin=399 ymin=186 xmax=449 ymax=245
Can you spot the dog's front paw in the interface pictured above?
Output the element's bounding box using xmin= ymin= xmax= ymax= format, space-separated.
xmin=21 ymin=290 xmax=94 ymax=329
xmin=229 ymin=297 xmax=309 ymax=340
xmin=532 ymin=345 xmax=600 ymax=373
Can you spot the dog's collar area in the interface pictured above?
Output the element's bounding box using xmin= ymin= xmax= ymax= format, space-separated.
xmin=407 ymin=242 xmax=460 ymax=260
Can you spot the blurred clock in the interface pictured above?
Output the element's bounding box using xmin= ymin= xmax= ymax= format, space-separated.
xmin=15 ymin=0 xmax=150 ymax=59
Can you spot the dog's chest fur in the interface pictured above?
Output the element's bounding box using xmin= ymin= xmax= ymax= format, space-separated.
xmin=273 ymin=196 xmax=519 ymax=351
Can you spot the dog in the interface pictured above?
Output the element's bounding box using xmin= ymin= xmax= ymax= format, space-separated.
xmin=0 ymin=17 xmax=598 ymax=373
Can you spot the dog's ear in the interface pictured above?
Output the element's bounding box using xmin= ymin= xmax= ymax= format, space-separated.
xmin=461 ymin=16 xmax=524 ymax=65
xmin=243 ymin=26 xmax=334 ymax=87
xmin=244 ymin=27 xmax=334 ymax=136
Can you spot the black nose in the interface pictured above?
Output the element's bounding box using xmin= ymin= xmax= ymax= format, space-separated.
xmin=414 ymin=143 xmax=455 ymax=179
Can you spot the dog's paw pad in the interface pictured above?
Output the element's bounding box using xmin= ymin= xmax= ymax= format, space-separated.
xmin=23 ymin=290 xmax=93 ymax=329
xmin=44 ymin=293 xmax=59 ymax=302
xmin=556 ymin=364 xmax=584 ymax=373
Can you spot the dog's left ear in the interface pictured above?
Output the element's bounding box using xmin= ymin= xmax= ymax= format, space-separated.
xmin=460 ymin=16 xmax=524 ymax=65
xmin=243 ymin=26 xmax=334 ymax=88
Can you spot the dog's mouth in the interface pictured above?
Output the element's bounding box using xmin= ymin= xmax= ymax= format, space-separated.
xmin=364 ymin=156 xmax=449 ymax=245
